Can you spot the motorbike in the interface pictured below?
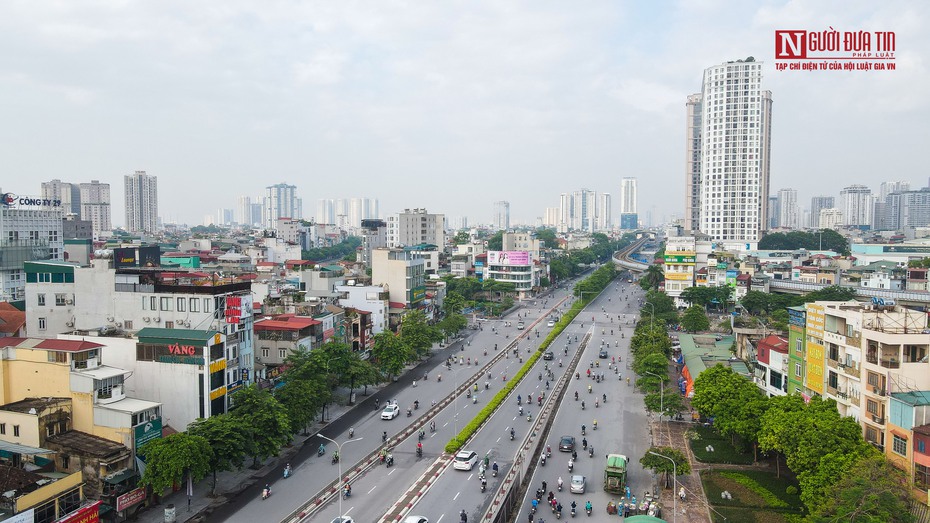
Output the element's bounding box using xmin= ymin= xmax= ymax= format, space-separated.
xmin=571 ymin=506 xmax=576 ymax=517
xmin=510 ymin=430 xmax=515 ymax=441
xmin=407 ymin=409 xmax=412 ymax=418
xmin=586 ymin=505 xmax=592 ymax=516
xmin=283 ymin=466 xmax=291 ymax=479
xmin=386 ymin=454 xmax=394 ymax=467
xmin=343 ymin=486 xmax=351 ymax=499
xmin=480 ymin=477 xmax=487 ymax=492
xmin=261 ymin=487 xmax=271 ymax=500
xmin=558 ymin=480 xmax=563 ymax=491
xmin=473 ymin=395 xmax=478 ymax=404
xmin=417 ymin=446 xmax=423 ymax=458
xmin=331 ymin=453 xmax=339 ymax=465
xmin=581 ymin=402 xmax=585 ymax=410
xmin=589 ymin=447 xmax=594 ymax=458
xmin=540 ymin=455 xmax=546 ymax=466
xmin=317 ymin=445 xmax=325 ymax=457
xmin=568 ymin=459 xmax=573 ymax=472
xmin=418 ymin=430 xmax=425 ymax=441
xmin=414 ymin=401 xmax=419 ymax=410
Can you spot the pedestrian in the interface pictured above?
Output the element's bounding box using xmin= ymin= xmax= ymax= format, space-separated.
xmin=679 ymin=486 xmax=686 ymax=501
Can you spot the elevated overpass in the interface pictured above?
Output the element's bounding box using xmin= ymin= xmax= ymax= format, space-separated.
xmin=613 ymin=236 xmax=650 ymax=273
xmin=769 ymin=279 xmax=930 ymax=307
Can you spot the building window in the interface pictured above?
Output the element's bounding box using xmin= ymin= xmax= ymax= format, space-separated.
xmin=177 ymin=298 xmax=186 ymax=312
xmin=795 ymin=338 xmax=802 ymax=353
xmin=866 ymin=400 xmax=879 ymax=416
xmin=37 ymin=293 xmax=45 ymax=306
xmin=261 ymin=348 xmax=270 ymax=358
xmin=0 ymin=423 xmax=5 ymax=435
xmin=190 ymin=298 xmax=199 ymax=312
xmin=893 ymin=434 xmax=908 ymax=456
xmin=150 ymin=296 xmax=157 ymax=310
xmin=165 ymin=321 xmax=174 ymax=329
xmin=795 ymin=363 xmax=802 ymax=377
xmin=48 ymin=352 xmax=67 ymax=363
xmin=124 ymin=320 xmax=133 ymax=330
xmin=160 ymin=297 xmax=172 ymax=311
xmin=279 ymin=349 xmax=287 ymax=359
xmin=917 ymin=464 xmax=930 ymax=489
xmin=38 ymin=317 xmax=47 ymax=330
xmin=919 ymin=439 xmax=926 ymax=454
xmin=204 ymin=298 xmax=212 ymax=313
xmin=828 ymin=371 xmax=838 ymax=389
xmin=55 ymin=294 xmax=66 ymax=306
xmin=61 ymin=454 xmax=70 ymax=469
xmin=13 ymin=425 xmax=19 ymax=437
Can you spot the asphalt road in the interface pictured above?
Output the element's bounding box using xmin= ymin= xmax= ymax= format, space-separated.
xmin=213 ymin=280 xmax=583 ymax=523
xmin=401 ymin=279 xmax=650 ymax=523
xmin=516 ymin=280 xmax=653 ymax=521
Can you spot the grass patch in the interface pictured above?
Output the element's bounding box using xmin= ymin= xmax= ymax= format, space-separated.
xmin=703 ymin=470 xmax=805 ymax=523
xmin=687 ymin=425 xmax=754 ymax=465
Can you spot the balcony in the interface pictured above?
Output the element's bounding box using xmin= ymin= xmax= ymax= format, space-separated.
xmin=879 ymin=358 xmax=900 ymax=369
xmin=840 ymin=363 xmax=861 ymax=378
xmin=871 ymin=415 xmax=886 ymax=425
xmin=870 ymin=386 xmax=887 ymax=397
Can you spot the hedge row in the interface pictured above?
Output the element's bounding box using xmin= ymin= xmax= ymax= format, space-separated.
xmin=444 ymin=266 xmax=616 ymax=453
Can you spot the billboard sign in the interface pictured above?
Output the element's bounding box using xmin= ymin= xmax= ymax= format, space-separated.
xmin=664 ymin=255 xmax=696 ymax=264
xmin=134 ymin=418 xmax=163 ymax=450
xmin=487 ymin=251 xmax=531 ymax=266
xmin=116 ymin=488 xmax=146 ymax=512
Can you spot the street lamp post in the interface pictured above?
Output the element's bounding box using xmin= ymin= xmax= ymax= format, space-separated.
xmin=317 ymin=434 xmax=363 ymax=521
xmin=644 ymin=301 xmax=656 ymax=331
xmin=449 ymin=366 xmax=468 ymax=436
xmin=642 ymin=370 xmax=665 ymax=420
xmin=648 ymin=450 xmax=677 ymax=523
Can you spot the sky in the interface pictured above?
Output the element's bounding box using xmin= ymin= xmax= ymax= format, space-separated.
xmin=1 ymin=0 xmax=928 ymax=228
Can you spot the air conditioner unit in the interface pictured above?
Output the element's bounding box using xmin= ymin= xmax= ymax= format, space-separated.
xmin=154 ymin=317 xmax=161 ymax=323
xmin=66 ymin=297 xmax=74 ymax=305
xmin=65 ymin=321 xmax=74 ymax=327
xmin=873 ymin=387 xmax=880 ymax=394
xmin=107 ymin=316 xmax=115 ymax=322
xmin=143 ymin=317 xmax=151 ymax=323
xmin=177 ymin=320 xmax=187 ymax=326
xmin=115 ymin=321 xmax=123 ymax=327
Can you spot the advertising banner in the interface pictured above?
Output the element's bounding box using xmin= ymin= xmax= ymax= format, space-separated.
xmin=116 ymin=488 xmax=146 ymax=512
xmin=487 ymin=251 xmax=531 ymax=266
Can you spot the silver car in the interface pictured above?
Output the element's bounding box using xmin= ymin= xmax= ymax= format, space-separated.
xmin=570 ymin=474 xmax=586 ymax=494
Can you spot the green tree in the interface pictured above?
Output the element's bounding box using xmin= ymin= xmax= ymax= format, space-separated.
xmin=740 ymin=290 xmax=772 ymax=315
xmin=138 ymin=433 xmax=212 ymax=497
xmin=371 ymin=331 xmax=409 ymax=379
xmin=534 ymin=228 xmax=557 ymax=249
xmin=640 ymin=264 xmax=665 ymax=291
xmin=487 ymin=231 xmax=503 ymax=251
xmin=436 ymin=313 xmax=467 ymax=339
xmin=640 ymin=447 xmax=691 ymax=488
xmin=342 ymin=357 xmax=382 ymax=397
xmin=643 ymin=389 xmax=685 ymax=418
xmin=633 ymin=353 xmax=669 ymax=387
xmin=681 ymin=305 xmax=710 ymax=332
xmin=275 ymin=378 xmax=327 ymax=435
xmin=229 ymin=385 xmax=292 ymax=466
xmin=452 ymin=231 xmax=470 ymax=245
xmin=811 ymin=455 xmax=912 ymax=523
xmin=187 ymin=415 xmax=249 ymax=494
xmin=443 ymin=291 xmax=467 ymax=316
xmin=399 ymin=309 xmax=439 ymax=359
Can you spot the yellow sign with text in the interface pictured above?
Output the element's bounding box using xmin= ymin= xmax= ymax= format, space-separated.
xmin=805 ymin=340 xmax=825 ymax=395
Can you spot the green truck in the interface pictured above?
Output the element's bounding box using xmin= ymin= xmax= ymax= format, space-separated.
xmin=604 ymin=454 xmax=628 ymax=493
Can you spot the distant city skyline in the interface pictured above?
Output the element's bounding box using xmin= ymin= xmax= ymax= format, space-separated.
xmin=2 ymin=2 xmax=926 ymax=228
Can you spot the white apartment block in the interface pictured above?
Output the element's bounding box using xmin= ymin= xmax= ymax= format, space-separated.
xmin=336 ymin=284 xmax=390 ymax=335
xmin=386 ymin=208 xmax=446 ymax=248
xmin=693 ymin=59 xmax=772 ymax=244
xmin=80 ymin=180 xmax=112 ymax=239
xmin=371 ymin=248 xmax=426 ymax=309
xmin=840 ymin=184 xmax=873 ymax=228
xmin=124 ymin=171 xmax=158 ymax=234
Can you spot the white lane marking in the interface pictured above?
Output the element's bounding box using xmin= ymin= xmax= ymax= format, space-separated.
xmin=453 ymin=491 xmax=461 ymax=501
xmin=368 ymin=485 xmax=377 ymax=494
xmin=388 ymin=468 xmax=395 ymax=475
xmin=437 ymin=515 xmax=444 ymax=523
xmin=496 ymin=437 xmax=501 ymax=443
xmin=467 ymin=473 xmax=474 ymax=481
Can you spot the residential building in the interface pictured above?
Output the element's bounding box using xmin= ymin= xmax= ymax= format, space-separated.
xmin=886 ymin=391 xmax=930 ymax=494
xmin=753 ymin=335 xmax=789 ymax=397
xmin=0 ymin=302 xmax=26 ymax=337
xmin=23 ymin=249 xmax=255 ymax=394
xmin=449 ymin=242 xmax=485 ymax=279
xmin=347 ymin=198 xmax=379 ymax=230
xmin=768 ymin=196 xmax=780 ymax=229
xmin=41 ymin=179 xmax=81 ymax=215
xmin=810 ymin=196 xmax=835 ymax=228
xmin=0 ymin=467 xmax=95 ymax=522
xmin=692 ymin=58 xmax=773 ymax=245
xmin=543 ymin=207 xmax=560 ymax=228
xmin=79 ymin=180 xmax=111 ymax=240
xmin=337 ymin=284 xmax=389 ymax=335
xmin=685 ymin=94 xmax=703 ymax=232
xmin=620 ymin=177 xmax=637 ymax=215
xmin=62 ymin=214 xmax=93 ymax=240
xmin=492 ymin=201 xmax=510 ymax=231
xmin=840 ymin=184 xmax=873 ymax=229
xmin=786 ymin=306 xmax=807 ymax=396
xmin=386 ymin=208 xmax=446 ymax=248
xmin=236 ymin=195 xmax=255 ymax=226
xmin=502 ymin=232 xmax=542 ymax=262
xmin=819 ymin=208 xmax=844 ymax=230
xmin=777 ymin=188 xmax=799 ymax=229
xmin=596 ymin=193 xmax=612 ymax=231
xmin=317 ymin=198 xmax=336 ymax=225
xmin=880 ymin=181 xmax=911 ymax=201
xmin=371 ymin=248 xmax=426 ymax=324
xmin=254 ymin=315 xmax=320 ymax=371
xmin=484 ymin=251 xmax=538 ymax=299
xmin=0 ymin=197 xmax=64 ymax=302
xmin=123 ymin=172 xmax=157 ymax=234
xmin=358 ymin=219 xmax=387 ymax=266
xmin=263 ymin=183 xmax=301 ymax=231
xmin=885 ymin=189 xmax=930 ymax=230
xmin=664 ymin=236 xmax=697 ymax=307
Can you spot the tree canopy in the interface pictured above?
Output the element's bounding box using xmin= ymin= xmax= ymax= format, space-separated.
xmin=681 ymin=305 xmax=710 ymax=332
xmin=758 ymin=229 xmax=850 ymax=255
xmin=139 ymin=433 xmax=213 ymax=495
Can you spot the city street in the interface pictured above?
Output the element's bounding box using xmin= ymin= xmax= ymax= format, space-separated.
xmin=401 ymin=277 xmax=649 ymax=522
xmin=211 ymin=279 xmax=585 ymax=522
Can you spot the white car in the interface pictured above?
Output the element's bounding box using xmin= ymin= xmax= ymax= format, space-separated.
xmin=547 ymin=320 xmax=555 ymax=327
xmin=453 ymin=450 xmax=479 ymax=471
xmin=331 ymin=518 xmax=354 ymax=523
xmin=403 ymin=517 xmax=429 ymax=523
xmin=570 ymin=474 xmax=586 ymax=494
xmin=381 ymin=404 xmax=400 ymax=420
